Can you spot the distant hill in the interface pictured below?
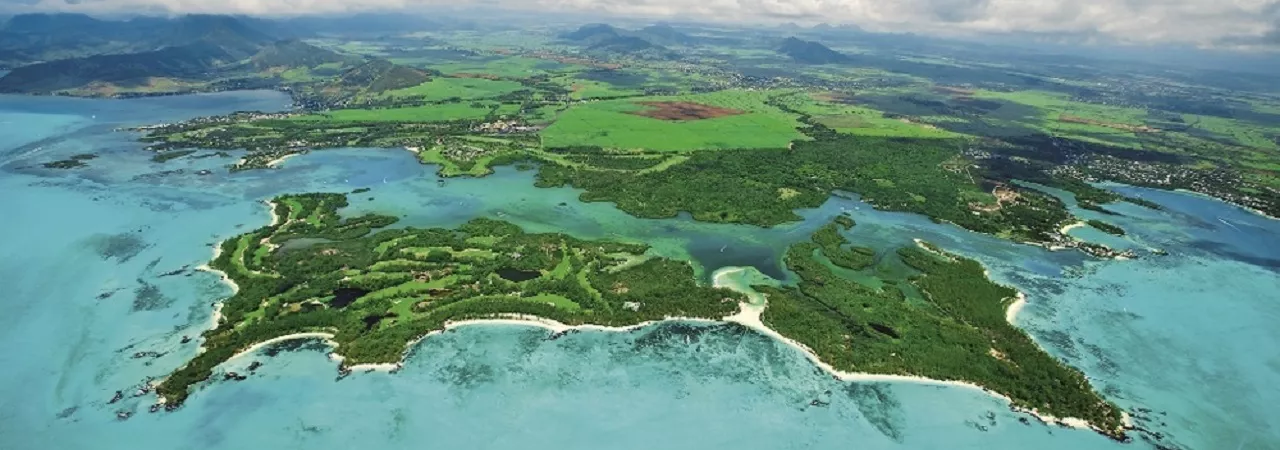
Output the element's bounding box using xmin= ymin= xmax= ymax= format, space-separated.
xmin=331 ymin=59 xmax=431 ymax=93
xmin=1 ymin=13 xmax=111 ymax=34
xmin=0 ymin=14 xmax=156 ymax=66
xmin=636 ymin=24 xmax=698 ymax=46
xmin=0 ymin=15 xmax=279 ymax=93
xmin=0 ymin=41 xmax=235 ymax=93
xmin=777 ymin=37 xmax=850 ymax=64
xmin=161 ymin=15 xmax=276 ymax=60
xmin=247 ymin=40 xmax=356 ymax=71
xmin=562 ymin=24 xmax=674 ymax=58
xmin=561 ymin=24 xmax=620 ymax=42
xmin=0 ymin=13 xmax=285 ymax=68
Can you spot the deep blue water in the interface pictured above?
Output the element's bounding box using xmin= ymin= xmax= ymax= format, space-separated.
xmin=1 ymin=92 xmax=1277 ymax=450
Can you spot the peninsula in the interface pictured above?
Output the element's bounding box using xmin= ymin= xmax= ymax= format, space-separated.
xmin=159 ymin=195 xmax=1125 ymax=438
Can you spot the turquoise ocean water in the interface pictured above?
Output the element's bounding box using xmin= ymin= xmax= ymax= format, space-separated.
xmin=1 ymin=93 xmax=1276 ymax=450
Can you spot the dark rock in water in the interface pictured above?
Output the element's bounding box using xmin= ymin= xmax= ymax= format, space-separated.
xmin=158 ymin=265 xmax=189 ymax=277
xmin=149 ymin=404 xmax=161 ymax=413
xmin=547 ymin=329 xmax=581 ymax=341
xmin=223 ymin=371 xmax=248 ymax=381
xmin=809 ymin=399 xmax=830 ymax=407
xmin=116 ymin=411 xmax=132 ymax=421
xmin=131 ymin=280 xmax=173 ymax=312
xmin=247 ymin=361 xmax=262 ymax=372
xmin=164 ymin=403 xmax=180 ymax=412
xmin=196 ymin=170 xmax=212 ymax=176
xmin=56 ymin=406 xmax=78 ymax=419
xmin=132 ymin=351 xmax=162 ymax=359
xmin=96 ymin=289 xmax=119 ymax=300
xmin=1018 ymin=417 xmax=1030 ymax=425
xmin=108 ymin=390 xmax=124 ymax=404
xmin=180 ymin=335 xmax=192 ymax=344
xmin=88 ymin=232 xmax=148 ymax=262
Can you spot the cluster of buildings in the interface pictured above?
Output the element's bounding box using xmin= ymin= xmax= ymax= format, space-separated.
xmin=470 ymin=120 xmax=539 ymax=134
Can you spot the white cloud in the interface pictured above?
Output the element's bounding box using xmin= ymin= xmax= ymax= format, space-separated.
xmin=5 ymin=0 xmax=1280 ymax=47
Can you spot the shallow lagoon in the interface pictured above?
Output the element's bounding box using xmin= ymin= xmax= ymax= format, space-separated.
xmin=1 ymin=92 xmax=1277 ymax=450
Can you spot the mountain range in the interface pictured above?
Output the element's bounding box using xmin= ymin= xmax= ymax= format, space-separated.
xmin=0 ymin=13 xmax=432 ymax=96
xmin=559 ymin=23 xmax=693 ymax=58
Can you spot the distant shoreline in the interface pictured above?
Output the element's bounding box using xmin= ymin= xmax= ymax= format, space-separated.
xmin=1172 ymin=189 xmax=1280 ymax=221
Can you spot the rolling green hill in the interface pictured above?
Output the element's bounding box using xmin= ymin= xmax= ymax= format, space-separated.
xmin=248 ymin=39 xmax=357 ymax=71
xmin=0 ymin=14 xmax=281 ymax=94
xmin=777 ymin=37 xmax=850 ymax=64
xmin=0 ymin=41 xmax=237 ymax=93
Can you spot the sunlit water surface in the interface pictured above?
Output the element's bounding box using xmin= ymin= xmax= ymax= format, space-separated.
xmin=1 ymin=93 xmax=1276 ymax=450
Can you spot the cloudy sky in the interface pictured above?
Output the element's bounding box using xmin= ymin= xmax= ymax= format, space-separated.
xmin=4 ymin=0 xmax=1279 ymax=48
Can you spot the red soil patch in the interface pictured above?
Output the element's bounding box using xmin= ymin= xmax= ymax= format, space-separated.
xmin=630 ymin=101 xmax=746 ymax=121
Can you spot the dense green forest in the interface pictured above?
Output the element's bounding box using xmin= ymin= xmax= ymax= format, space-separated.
xmin=538 ymin=120 xmax=1073 ymax=243
xmin=1087 ymin=220 xmax=1126 ymax=236
xmin=758 ymin=220 xmax=1125 ymax=435
xmin=158 ymin=193 xmax=743 ymax=406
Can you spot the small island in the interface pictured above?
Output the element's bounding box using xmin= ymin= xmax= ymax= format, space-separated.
xmin=1087 ymin=220 xmax=1127 ymax=236
xmin=42 ymin=153 xmax=98 ymax=169
xmin=160 ymin=197 xmax=1124 ymax=439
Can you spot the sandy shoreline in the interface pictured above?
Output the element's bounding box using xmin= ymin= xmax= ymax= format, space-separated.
xmin=195 ymin=200 xmax=280 ymax=336
xmin=1006 ymin=292 xmax=1027 ymax=324
xmin=181 ymin=240 xmax=1109 ymax=434
xmin=710 ymin=267 xmax=1106 ymax=432
xmin=197 ymin=246 xmax=238 ymax=298
xmin=266 ymin=200 xmax=281 ymax=227
xmin=265 ymin=152 xmax=300 ymax=168
xmin=1060 ymin=221 xmax=1086 ymax=235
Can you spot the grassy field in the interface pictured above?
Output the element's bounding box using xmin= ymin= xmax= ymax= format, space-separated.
xmin=972 ymin=90 xmax=1152 ymax=147
xmin=383 ymin=77 xmax=527 ymax=101
xmin=565 ymin=78 xmax=644 ymax=100
xmin=781 ymin=92 xmax=964 ymax=138
xmin=541 ymin=89 xmax=807 ymax=151
xmin=1184 ymin=113 xmax=1279 ymax=150
xmin=431 ymin=56 xmax=580 ymax=78
xmin=291 ymin=102 xmax=519 ymax=122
